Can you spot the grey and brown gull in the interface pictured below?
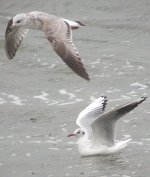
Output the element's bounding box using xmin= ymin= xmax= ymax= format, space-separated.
xmin=5 ymin=11 xmax=90 ymax=81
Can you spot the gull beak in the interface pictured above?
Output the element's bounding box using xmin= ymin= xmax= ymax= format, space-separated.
xmin=67 ymin=133 xmax=75 ymax=137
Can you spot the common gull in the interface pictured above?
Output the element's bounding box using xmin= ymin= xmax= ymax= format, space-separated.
xmin=5 ymin=11 xmax=90 ymax=80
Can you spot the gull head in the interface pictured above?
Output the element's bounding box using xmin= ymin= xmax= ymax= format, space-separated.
xmin=67 ymin=128 xmax=85 ymax=138
xmin=11 ymin=13 xmax=26 ymax=28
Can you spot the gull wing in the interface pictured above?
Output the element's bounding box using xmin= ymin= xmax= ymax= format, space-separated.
xmin=91 ymin=97 xmax=147 ymax=146
xmin=5 ymin=18 xmax=28 ymax=59
xmin=44 ymin=19 xmax=90 ymax=81
xmin=76 ymin=96 xmax=108 ymax=137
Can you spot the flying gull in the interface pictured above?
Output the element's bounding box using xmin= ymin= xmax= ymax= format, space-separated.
xmin=68 ymin=96 xmax=146 ymax=156
xmin=5 ymin=11 xmax=90 ymax=81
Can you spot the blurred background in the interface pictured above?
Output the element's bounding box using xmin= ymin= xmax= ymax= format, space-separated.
xmin=0 ymin=0 xmax=150 ymax=177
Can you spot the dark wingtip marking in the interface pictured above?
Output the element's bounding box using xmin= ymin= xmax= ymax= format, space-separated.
xmin=99 ymin=95 xmax=108 ymax=111
xmin=85 ymin=76 xmax=90 ymax=81
xmin=116 ymin=96 xmax=147 ymax=117
xmin=139 ymin=96 xmax=147 ymax=103
xmin=5 ymin=18 xmax=13 ymax=36
xmin=102 ymin=96 xmax=108 ymax=111
xmin=75 ymin=21 xmax=85 ymax=26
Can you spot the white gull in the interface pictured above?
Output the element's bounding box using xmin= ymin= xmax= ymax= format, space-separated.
xmin=5 ymin=11 xmax=90 ymax=81
xmin=68 ymin=96 xmax=146 ymax=156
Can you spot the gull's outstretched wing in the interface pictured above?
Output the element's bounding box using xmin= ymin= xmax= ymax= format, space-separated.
xmin=5 ymin=18 xmax=28 ymax=59
xmin=44 ymin=19 xmax=90 ymax=81
xmin=91 ymin=97 xmax=147 ymax=146
xmin=76 ymin=96 xmax=108 ymax=137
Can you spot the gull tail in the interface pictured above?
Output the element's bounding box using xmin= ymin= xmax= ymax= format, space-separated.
xmin=114 ymin=139 xmax=132 ymax=152
xmin=72 ymin=21 xmax=85 ymax=29
xmin=63 ymin=18 xmax=85 ymax=30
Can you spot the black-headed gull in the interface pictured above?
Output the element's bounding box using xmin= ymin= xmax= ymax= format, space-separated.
xmin=68 ymin=96 xmax=147 ymax=156
xmin=5 ymin=11 xmax=90 ymax=81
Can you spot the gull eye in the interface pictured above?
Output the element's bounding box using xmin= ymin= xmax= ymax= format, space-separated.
xmin=77 ymin=131 xmax=80 ymax=134
xmin=16 ymin=19 xmax=21 ymax=23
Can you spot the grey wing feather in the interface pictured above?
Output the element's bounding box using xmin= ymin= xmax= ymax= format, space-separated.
xmin=45 ymin=20 xmax=90 ymax=81
xmin=76 ymin=96 xmax=108 ymax=138
xmin=91 ymin=97 xmax=147 ymax=146
xmin=5 ymin=18 xmax=28 ymax=59
xmin=76 ymin=96 xmax=108 ymax=128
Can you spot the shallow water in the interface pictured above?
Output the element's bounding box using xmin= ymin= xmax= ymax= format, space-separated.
xmin=0 ymin=0 xmax=150 ymax=177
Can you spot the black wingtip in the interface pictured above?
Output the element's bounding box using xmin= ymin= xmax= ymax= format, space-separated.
xmin=85 ymin=76 xmax=90 ymax=81
xmin=74 ymin=67 xmax=90 ymax=81
xmin=97 ymin=95 xmax=108 ymax=111
xmin=79 ymin=75 xmax=90 ymax=81
xmin=5 ymin=18 xmax=15 ymax=60
xmin=75 ymin=21 xmax=86 ymax=27
xmin=140 ymin=96 xmax=147 ymax=103
xmin=5 ymin=18 xmax=13 ymax=36
xmin=102 ymin=96 xmax=108 ymax=111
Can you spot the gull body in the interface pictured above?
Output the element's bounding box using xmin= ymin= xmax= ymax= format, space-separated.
xmin=68 ymin=96 xmax=146 ymax=156
xmin=5 ymin=11 xmax=90 ymax=81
